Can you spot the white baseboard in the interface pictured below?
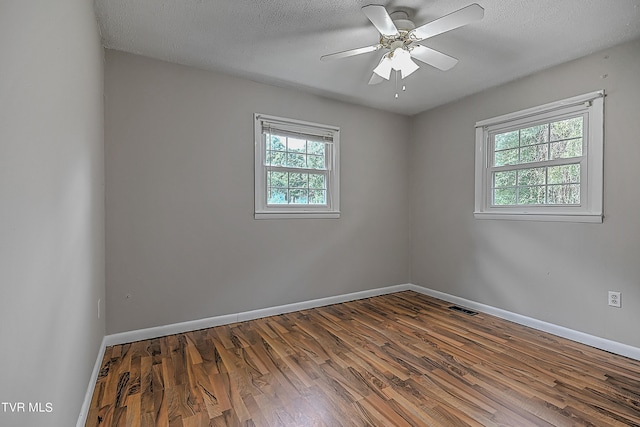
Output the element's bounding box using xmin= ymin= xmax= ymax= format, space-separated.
xmin=104 ymin=284 xmax=412 ymax=346
xmin=80 ymin=282 xmax=640 ymax=425
xmin=409 ymin=284 xmax=640 ymax=361
xmin=76 ymin=336 xmax=107 ymax=427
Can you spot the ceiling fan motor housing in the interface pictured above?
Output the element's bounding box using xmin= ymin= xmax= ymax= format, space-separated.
xmin=392 ymin=18 xmax=416 ymax=32
xmin=380 ymin=15 xmax=416 ymax=51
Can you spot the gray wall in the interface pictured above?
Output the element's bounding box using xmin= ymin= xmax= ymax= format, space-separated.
xmin=410 ymin=38 xmax=640 ymax=347
xmin=104 ymin=50 xmax=411 ymax=334
xmin=0 ymin=1 xmax=105 ymax=426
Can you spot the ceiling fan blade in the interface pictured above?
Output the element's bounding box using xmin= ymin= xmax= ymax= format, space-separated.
xmin=410 ymin=45 xmax=458 ymax=71
xmin=412 ymin=3 xmax=484 ymax=41
xmin=368 ymin=73 xmax=384 ymax=85
xmin=362 ymin=5 xmax=399 ymax=37
xmin=320 ymin=44 xmax=381 ymax=61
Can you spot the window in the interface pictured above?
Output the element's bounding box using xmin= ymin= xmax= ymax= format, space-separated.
xmin=474 ymin=91 xmax=604 ymax=223
xmin=255 ymin=114 xmax=340 ymax=219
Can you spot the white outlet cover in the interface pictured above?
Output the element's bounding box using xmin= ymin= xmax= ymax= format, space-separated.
xmin=608 ymin=291 xmax=621 ymax=308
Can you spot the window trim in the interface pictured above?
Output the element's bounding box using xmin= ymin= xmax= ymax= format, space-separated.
xmin=254 ymin=113 xmax=340 ymax=219
xmin=474 ymin=91 xmax=604 ymax=223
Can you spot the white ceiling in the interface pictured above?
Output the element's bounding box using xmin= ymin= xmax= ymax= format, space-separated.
xmin=94 ymin=0 xmax=640 ymax=116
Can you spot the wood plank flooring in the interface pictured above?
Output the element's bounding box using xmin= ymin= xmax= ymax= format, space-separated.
xmin=85 ymin=291 xmax=640 ymax=426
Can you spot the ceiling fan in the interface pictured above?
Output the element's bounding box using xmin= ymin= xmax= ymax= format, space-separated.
xmin=321 ymin=3 xmax=484 ymax=85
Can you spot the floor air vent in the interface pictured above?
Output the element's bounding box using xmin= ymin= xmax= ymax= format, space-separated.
xmin=449 ymin=306 xmax=478 ymax=316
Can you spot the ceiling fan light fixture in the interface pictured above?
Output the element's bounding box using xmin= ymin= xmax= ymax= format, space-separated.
xmin=392 ymin=48 xmax=419 ymax=78
xmin=373 ymin=55 xmax=393 ymax=79
xmin=400 ymin=61 xmax=419 ymax=79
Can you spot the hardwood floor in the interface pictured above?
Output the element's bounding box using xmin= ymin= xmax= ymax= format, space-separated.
xmin=86 ymin=291 xmax=640 ymax=426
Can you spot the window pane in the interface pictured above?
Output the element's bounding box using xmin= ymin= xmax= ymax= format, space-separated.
xmin=550 ymin=138 xmax=582 ymax=159
xmin=307 ymin=154 xmax=325 ymax=170
xmin=517 ymin=167 xmax=546 ymax=186
xmin=547 ymin=184 xmax=580 ymax=204
xmin=493 ymin=188 xmax=516 ymax=205
xmin=551 ymin=117 xmax=582 ymax=141
xmin=520 ymin=144 xmax=548 ymax=163
xmin=494 ymin=171 xmax=516 ymax=188
xmin=289 ymin=189 xmax=308 ymax=204
xmin=518 ymin=185 xmax=546 ymax=205
xmin=495 ymin=131 xmax=519 ymax=151
xmin=267 ymin=172 xmax=328 ymax=206
xmin=268 ymin=188 xmax=288 ymax=204
xmin=494 ymin=148 xmax=519 ymax=166
xmin=548 ymin=164 xmax=580 ymax=184
xmin=287 ymin=153 xmax=306 ymax=168
xmin=269 ymin=171 xmax=288 ymax=187
xmin=288 ymin=138 xmax=307 ymax=153
xmin=266 ymin=150 xmax=286 ymax=166
xmin=309 ymin=173 xmax=326 ymax=189
xmin=269 ymin=135 xmax=285 ymax=151
xmin=520 ymin=124 xmax=548 ymax=146
xmin=289 ymin=173 xmax=308 ymax=188
xmin=287 ymin=138 xmax=307 ymax=153
xmin=308 ymin=141 xmax=325 ymax=155
xmin=309 ymin=190 xmax=326 ymax=204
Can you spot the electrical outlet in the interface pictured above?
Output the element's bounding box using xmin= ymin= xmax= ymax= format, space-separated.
xmin=608 ymin=291 xmax=621 ymax=308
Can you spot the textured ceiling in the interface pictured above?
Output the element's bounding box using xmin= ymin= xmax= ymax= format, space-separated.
xmin=94 ymin=0 xmax=640 ymax=115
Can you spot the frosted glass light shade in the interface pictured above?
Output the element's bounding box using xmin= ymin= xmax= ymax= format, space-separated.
xmin=373 ymin=48 xmax=420 ymax=81
xmin=392 ymin=48 xmax=419 ymax=78
xmin=373 ymin=56 xmax=393 ymax=80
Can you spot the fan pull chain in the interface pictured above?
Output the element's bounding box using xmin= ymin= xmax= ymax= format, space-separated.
xmin=394 ymin=71 xmax=407 ymax=99
xmin=395 ymin=71 xmax=398 ymax=99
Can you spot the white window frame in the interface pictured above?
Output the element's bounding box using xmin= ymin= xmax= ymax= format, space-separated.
xmin=474 ymin=91 xmax=604 ymax=223
xmin=254 ymin=113 xmax=340 ymax=219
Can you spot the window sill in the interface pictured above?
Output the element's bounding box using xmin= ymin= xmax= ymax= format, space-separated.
xmin=255 ymin=211 xmax=340 ymax=220
xmin=473 ymin=211 xmax=603 ymax=223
